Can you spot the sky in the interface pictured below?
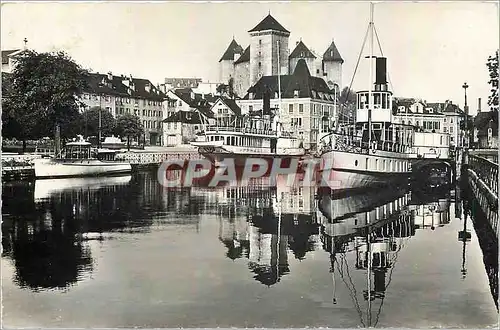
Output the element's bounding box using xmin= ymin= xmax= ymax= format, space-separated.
xmin=1 ymin=1 xmax=498 ymax=115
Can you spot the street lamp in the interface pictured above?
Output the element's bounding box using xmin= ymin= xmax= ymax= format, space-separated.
xmin=462 ymin=82 xmax=469 ymax=115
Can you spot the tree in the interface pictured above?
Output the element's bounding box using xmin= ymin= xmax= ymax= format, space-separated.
xmin=338 ymin=86 xmax=357 ymax=122
xmin=486 ymin=50 xmax=498 ymax=111
xmin=3 ymin=50 xmax=89 ymax=152
xmin=115 ymin=113 xmax=143 ymax=150
xmin=82 ymin=107 xmax=116 ymax=138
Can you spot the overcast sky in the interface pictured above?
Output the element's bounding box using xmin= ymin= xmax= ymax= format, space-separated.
xmin=1 ymin=1 xmax=498 ymax=115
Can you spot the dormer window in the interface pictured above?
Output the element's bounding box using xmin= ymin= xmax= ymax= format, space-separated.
xmin=249 ymin=93 xmax=254 ymax=100
xmin=294 ymin=90 xmax=299 ymax=98
xmin=311 ymin=90 xmax=317 ymax=98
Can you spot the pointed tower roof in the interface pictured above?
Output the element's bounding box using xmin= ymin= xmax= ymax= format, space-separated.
xmin=234 ymin=46 xmax=250 ymax=64
xmin=323 ymin=40 xmax=344 ymax=63
xmin=292 ymin=58 xmax=311 ymax=77
xmin=219 ymin=39 xmax=244 ymax=62
xmin=289 ymin=40 xmax=316 ymax=59
xmin=248 ymin=14 xmax=290 ymax=34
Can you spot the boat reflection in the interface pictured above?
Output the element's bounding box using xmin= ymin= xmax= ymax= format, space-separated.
xmin=317 ymin=181 xmax=453 ymax=326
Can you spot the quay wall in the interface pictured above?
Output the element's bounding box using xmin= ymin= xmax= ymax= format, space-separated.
xmin=466 ymin=155 xmax=499 ymax=238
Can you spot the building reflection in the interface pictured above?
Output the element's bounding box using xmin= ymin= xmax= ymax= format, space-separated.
xmin=215 ymin=175 xmax=319 ymax=286
xmin=317 ymin=185 xmax=453 ymax=327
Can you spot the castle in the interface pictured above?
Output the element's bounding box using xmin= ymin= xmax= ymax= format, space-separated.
xmin=218 ymin=13 xmax=344 ymax=98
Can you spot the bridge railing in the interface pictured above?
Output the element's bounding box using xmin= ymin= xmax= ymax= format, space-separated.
xmin=469 ymin=155 xmax=498 ymax=196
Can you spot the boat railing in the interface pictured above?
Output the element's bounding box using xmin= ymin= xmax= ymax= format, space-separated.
xmin=205 ymin=125 xmax=294 ymax=138
xmin=320 ymin=132 xmax=410 ymax=154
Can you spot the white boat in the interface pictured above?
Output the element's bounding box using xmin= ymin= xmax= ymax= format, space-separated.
xmin=191 ymin=113 xmax=305 ymax=167
xmin=33 ymin=135 xmax=132 ymax=179
xmin=317 ymin=6 xmax=414 ymax=191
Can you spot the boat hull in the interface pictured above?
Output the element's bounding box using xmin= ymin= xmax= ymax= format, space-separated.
xmin=318 ymin=149 xmax=411 ymax=191
xmin=200 ymin=150 xmax=304 ymax=170
xmin=34 ymin=158 xmax=132 ymax=178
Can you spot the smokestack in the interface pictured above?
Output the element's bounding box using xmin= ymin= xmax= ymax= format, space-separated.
xmin=263 ymin=89 xmax=271 ymax=115
xmin=478 ymin=97 xmax=482 ymax=113
xmin=375 ymin=57 xmax=387 ymax=89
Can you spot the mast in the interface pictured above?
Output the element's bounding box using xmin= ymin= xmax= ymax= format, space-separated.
xmin=367 ymin=2 xmax=374 ymax=148
xmin=277 ymin=40 xmax=282 ymax=134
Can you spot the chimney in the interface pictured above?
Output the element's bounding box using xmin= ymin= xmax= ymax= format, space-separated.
xmin=375 ymin=57 xmax=388 ymax=91
xmin=107 ymin=71 xmax=113 ymax=81
xmin=145 ymin=83 xmax=151 ymax=93
xmin=296 ymin=41 xmax=299 ymax=46
xmin=263 ymin=89 xmax=271 ymax=115
xmin=478 ymin=97 xmax=482 ymax=113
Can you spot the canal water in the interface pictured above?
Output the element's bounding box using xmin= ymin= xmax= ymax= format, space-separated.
xmin=2 ymin=171 xmax=498 ymax=328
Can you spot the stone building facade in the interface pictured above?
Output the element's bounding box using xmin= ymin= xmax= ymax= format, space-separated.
xmin=217 ymin=14 xmax=344 ymax=98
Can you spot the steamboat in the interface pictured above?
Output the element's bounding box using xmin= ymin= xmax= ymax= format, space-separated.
xmin=318 ymin=4 xmax=414 ymax=191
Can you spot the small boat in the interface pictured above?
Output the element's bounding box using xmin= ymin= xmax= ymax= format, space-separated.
xmin=33 ymin=135 xmax=132 ymax=179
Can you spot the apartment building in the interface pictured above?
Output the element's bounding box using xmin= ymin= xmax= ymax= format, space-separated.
xmin=80 ymin=72 xmax=166 ymax=146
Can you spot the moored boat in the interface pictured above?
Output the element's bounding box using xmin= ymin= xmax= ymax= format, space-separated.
xmin=317 ymin=6 xmax=414 ymax=191
xmin=33 ymin=135 xmax=132 ymax=179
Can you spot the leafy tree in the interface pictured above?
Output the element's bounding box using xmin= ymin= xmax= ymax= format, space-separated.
xmin=115 ymin=113 xmax=143 ymax=150
xmin=3 ymin=50 xmax=89 ymax=152
xmin=338 ymin=86 xmax=357 ymax=122
xmin=486 ymin=50 xmax=498 ymax=111
xmin=82 ymin=106 xmax=116 ymax=138
xmin=339 ymin=86 xmax=356 ymax=105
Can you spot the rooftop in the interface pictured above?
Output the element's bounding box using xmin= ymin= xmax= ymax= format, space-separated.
xmin=323 ymin=40 xmax=344 ymax=63
xmin=289 ymin=41 xmax=316 ymax=59
xmin=248 ymin=14 xmax=290 ymax=34
xmin=244 ymin=59 xmax=334 ymax=100
xmin=219 ymin=39 xmax=244 ymax=62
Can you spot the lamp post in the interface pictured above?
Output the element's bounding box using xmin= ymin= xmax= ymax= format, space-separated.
xmin=462 ymin=82 xmax=469 ymax=115
xmin=461 ymin=83 xmax=470 ymax=161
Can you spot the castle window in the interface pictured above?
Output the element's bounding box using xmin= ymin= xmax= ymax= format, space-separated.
xmin=258 ymin=62 xmax=261 ymax=68
xmin=316 ymin=69 xmax=320 ymax=74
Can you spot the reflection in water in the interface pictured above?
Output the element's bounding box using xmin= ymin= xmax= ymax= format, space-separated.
xmin=2 ymin=171 xmax=497 ymax=326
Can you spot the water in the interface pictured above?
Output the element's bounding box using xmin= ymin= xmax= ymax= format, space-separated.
xmin=2 ymin=171 xmax=498 ymax=328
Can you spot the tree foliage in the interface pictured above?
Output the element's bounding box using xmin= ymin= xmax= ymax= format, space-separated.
xmin=487 ymin=50 xmax=498 ymax=111
xmin=82 ymin=107 xmax=116 ymax=137
xmin=115 ymin=113 xmax=143 ymax=150
xmin=338 ymin=86 xmax=357 ymax=122
xmin=3 ymin=50 xmax=89 ymax=143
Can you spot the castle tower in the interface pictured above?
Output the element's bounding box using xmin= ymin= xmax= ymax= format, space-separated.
xmin=322 ymin=39 xmax=344 ymax=90
xmin=288 ymin=40 xmax=317 ymax=75
xmin=219 ymin=38 xmax=244 ymax=84
xmin=248 ymin=14 xmax=290 ymax=88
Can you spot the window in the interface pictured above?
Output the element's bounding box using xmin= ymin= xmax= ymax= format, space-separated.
xmin=178 ymin=101 xmax=182 ymax=107
xmin=299 ymin=104 xmax=304 ymax=113
xmin=444 ymin=118 xmax=447 ymax=123
xmin=289 ymin=104 xmax=293 ymax=113
xmin=450 ymin=118 xmax=454 ymax=124
xmin=259 ymin=39 xmax=262 ymax=45
xmin=249 ymin=105 xmax=253 ymax=112
xmin=355 ymin=160 xmax=358 ymax=167
xmin=316 ymin=69 xmax=320 ymax=74
xmin=450 ymin=127 xmax=454 ymax=133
